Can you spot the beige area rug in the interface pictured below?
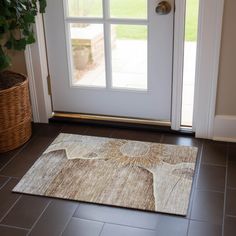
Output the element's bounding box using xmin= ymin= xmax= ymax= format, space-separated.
xmin=13 ymin=133 xmax=198 ymax=215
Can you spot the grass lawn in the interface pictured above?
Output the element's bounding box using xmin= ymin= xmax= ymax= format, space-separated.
xmin=110 ymin=0 xmax=147 ymax=39
xmin=69 ymin=0 xmax=198 ymax=41
xmin=185 ymin=0 xmax=199 ymax=41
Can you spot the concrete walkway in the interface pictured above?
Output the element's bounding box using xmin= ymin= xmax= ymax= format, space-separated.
xmin=182 ymin=42 xmax=197 ymax=126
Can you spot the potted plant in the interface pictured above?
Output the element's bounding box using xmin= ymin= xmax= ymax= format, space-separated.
xmin=73 ymin=45 xmax=90 ymax=70
xmin=0 ymin=0 xmax=47 ymax=153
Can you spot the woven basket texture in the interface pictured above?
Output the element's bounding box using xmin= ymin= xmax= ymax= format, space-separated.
xmin=0 ymin=71 xmax=32 ymax=153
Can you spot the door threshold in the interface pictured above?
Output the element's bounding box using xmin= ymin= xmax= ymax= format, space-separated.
xmin=50 ymin=112 xmax=194 ymax=136
xmin=52 ymin=112 xmax=171 ymax=126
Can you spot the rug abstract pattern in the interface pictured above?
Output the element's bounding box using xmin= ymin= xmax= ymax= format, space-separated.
xmin=13 ymin=133 xmax=198 ymax=215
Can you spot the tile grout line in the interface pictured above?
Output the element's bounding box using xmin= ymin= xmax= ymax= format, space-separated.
xmin=98 ymin=222 xmax=106 ymax=236
xmin=109 ymin=128 xmax=115 ymax=138
xmin=26 ymin=200 xmax=52 ymax=236
xmin=194 ymin=188 xmax=225 ymax=194
xmin=0 ymin=223 xmax=29 ymax=231
xmin=98 ymin=221 xmax=157 ymax=232
xmin=190 ymin=142 xmax=204 ymax=209
xmin=71 ymin=216 xmax=105 ymax=225
xmin=0 ymin=177 xmax=11 ymax=192
xmin=189 ymin=218 xmax=223 ymax=224
xmin=0 ymin=127 xmax=60 ymax=178
xmin=0 ymin=175 xmax=19 ymax=179
xmin=58 ymin=124 xmax=66 ymax=135
xmin=0 ymin=193 xmax=22 ymax=223
xmin=0 ymin=136 xmax=37 ymax=173
xmin=76 ymin=126 xmax=92 ymax=136
xmin=200 ymin=162 xmax=227 ymax=168
xmin=159 ymin=134 xmax=164 ymax=143
xmin=227 ymin=187 xmax=236 ymax=190
xmin=71 ymin=216 xmax=157 ymax=231
xmin=221 ymin=143 xmax=229 ymax=236
xmin=72 ymin=204 xmax=81 ymax=217
xmin=225 ymin=214 xmax=236 ymax=218
xmin=59 ymin=204 xmax=80 ymax=236
xmin=186 ymin=142 xmax=204 ymax=235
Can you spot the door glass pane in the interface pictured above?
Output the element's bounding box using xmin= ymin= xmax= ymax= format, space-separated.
xmin=111 ymin=25 xmax=147 ymax=90
xmin=67 ymin=0 xmax=103 ymax=17
xmin=69 ymin=23 xmax=106 ymax=87
xmin=110 ymin=0 xmax=147 ymax=19
xmin=181 ymin=0 xmax=199 ymax=126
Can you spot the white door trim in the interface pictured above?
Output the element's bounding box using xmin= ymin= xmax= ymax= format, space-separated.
xmin=26 ymin=0 xmax=225 ymax=139
xmin=171 ymin=0 xmax=186 ymax=130
xmin=193 ymin=0 xmax=225 ymax=138
xmin=213 ymin=115 xmax=236 ymax=142
xmin=25 ymin=12 xmax=52 ymax=123
xmin=172 ymin=0 xmax=225 ymax=137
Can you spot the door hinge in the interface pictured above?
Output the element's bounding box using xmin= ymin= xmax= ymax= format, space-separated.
xmin=47 ymin=74 xmax=52 ymax=96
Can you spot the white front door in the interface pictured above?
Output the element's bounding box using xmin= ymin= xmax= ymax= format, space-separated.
xmin=44 ymin=0 xmax=174 ymax=121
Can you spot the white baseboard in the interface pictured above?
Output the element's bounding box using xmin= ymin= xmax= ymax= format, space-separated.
xmin=213 ymin=115 xmax=236 ymax=143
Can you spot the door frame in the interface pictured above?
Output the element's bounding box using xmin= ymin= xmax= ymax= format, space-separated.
xmin=171 ymin=0 xmax=186 ymax=131
xmin=192 ymin=0 xmax=225 ymax=139
xmin=25 ymin=12 xmax=52 ymax=123
xmin=26 ymin=0 xmax=225 ymax=139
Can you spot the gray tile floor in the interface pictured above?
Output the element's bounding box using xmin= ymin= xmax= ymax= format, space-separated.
xmin=0 ymin=123 xmax=235 ymax=236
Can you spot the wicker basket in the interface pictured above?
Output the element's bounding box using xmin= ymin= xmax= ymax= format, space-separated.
xmin=0 ymin=71 xmax=32 ymax=153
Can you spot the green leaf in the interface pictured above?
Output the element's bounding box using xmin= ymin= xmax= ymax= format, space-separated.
xmin=27 ymin=33 xmax=35 ymax=44
xmin=18 ymin=2 xmax=27 ymax=11
xmin=0 ymin=26 xmax=6 ymax=35
xmin=0 ymin=47 xmax=11 ymax=71
xmin=0 ymin=0 xmax=47 ymax=72
xmin=23 ymin=13 xmax=35 ymax=24
xmin=22 ymin=28 xmax=30 ymax=36
xmin=4 ymin=23 xmax=9 ymax=32
xmin=13 ymin=38 xmax=27 ymax=50
xmin=0 ymin=16 xmax=6 ymax=26
xmin=39 ymin=0 xmax=47 ymax=13
xmin=9 ymin=20 xmax=17 ymax=30
xmin=4 ymin=40 xmax=13 ymax=50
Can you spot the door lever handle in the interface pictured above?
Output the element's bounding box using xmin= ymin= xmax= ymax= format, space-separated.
xmin=156 ymin=1 xmax=172 ymax=15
